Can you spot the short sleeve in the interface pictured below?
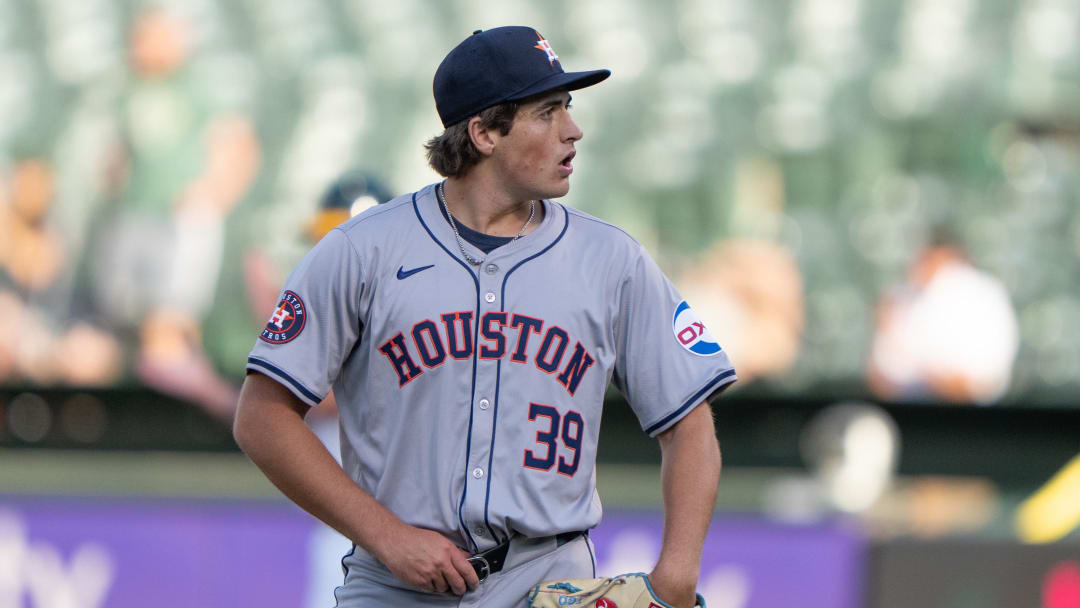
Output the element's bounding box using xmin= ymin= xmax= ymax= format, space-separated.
xmin=246 ymin=228 xmax=365 ymax=406
xmin=613 ymin=245 xmax=737 ymax=436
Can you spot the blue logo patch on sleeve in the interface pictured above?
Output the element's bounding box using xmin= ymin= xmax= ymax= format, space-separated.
xmin=260 ymin=290 xmax=307 ymax=344
xmin=672 ymin=300 xmax=722 ymax=356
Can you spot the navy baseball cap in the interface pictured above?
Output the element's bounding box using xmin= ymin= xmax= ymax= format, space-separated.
xmin=434 ymin=26 xmax=610 ymax=128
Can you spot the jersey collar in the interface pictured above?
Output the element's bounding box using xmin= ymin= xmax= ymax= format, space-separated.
xmin=414 ymin=182 xmax=565 ymax=267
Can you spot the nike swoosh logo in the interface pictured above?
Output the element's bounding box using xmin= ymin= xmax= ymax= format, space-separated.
xmin=397 ymin=264 xmax=434 ymax=280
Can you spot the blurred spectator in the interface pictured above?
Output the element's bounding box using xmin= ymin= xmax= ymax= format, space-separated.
xmin=0 ymin=160 xmax=123 ymax=386
xmin=0 ymin=160 xmax=64 ymax=292
xmin=678 ymin=239 xmax=805 ymax=383
xmin=83 ymin=6 xmax=261 ymax=420
xmin=868 ymin=233 xmax=1020 ymax=404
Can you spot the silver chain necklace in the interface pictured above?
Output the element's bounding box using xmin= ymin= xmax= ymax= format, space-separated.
xmin=436 ymin=182 xmax=535 ymax=266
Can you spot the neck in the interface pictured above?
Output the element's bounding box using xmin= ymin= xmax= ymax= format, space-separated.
xmin=441 ymin=173 xmax=542 ymax=237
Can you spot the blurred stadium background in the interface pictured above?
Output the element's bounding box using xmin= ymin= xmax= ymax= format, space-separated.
xmin=1 ymin=0 xmax=1079 ymax=606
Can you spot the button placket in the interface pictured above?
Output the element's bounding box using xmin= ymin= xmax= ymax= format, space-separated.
xmin=464 ymin=266 xmax=503 ymax=545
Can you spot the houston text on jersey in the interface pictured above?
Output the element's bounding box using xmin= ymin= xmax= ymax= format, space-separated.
xmin=377 ymin=311 xmax=595 ymax=394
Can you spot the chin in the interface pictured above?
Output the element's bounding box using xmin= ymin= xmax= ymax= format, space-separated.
xmin=520 ymin=176 xmax=570 ymax=201
xmin=546 ymin=179 xmax=571 ymax=199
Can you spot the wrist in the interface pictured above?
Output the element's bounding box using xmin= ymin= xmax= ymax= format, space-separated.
xmin=648 ymin=567 xmax=698 ymax=607
xmin=652 ymin=557 xmax=699 ymax=583
xmin=354 ymin=509 xmax=406 ymax=560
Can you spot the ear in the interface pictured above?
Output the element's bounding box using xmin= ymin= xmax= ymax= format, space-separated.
xmin=467 ymin=116 xmax=497 ymax=157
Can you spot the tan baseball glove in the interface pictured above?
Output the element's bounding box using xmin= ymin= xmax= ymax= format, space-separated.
xmin=527 ymin=572 xmax=706 ymax=608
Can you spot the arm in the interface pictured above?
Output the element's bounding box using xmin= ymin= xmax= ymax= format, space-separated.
xmin=648 ymin=401 xmax=721 ymax=608
xmin=233 ymin=372 xmax=479 ymax=594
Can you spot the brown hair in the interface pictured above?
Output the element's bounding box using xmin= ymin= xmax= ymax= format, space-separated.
xmin=424 ymin=101 xmax=520 ymax=178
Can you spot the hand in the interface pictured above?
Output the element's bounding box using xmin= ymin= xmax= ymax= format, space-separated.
xmin=369 ymin=522 xmax=480 ymax=595
xmin=648 ymin=567 xmax=698 ymax=608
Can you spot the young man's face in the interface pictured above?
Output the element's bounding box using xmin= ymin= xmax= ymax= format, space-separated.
xmin=489 ymin=90 xmax=583 ymax=201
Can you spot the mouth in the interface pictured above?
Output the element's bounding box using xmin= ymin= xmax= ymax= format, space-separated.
xmin=558 ymin=150 xmax=576 ymax=176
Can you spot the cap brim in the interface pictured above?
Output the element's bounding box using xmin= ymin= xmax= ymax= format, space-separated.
xmin=507 ymin=69 xmax=611 ymax=102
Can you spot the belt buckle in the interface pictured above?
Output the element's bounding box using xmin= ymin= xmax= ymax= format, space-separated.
xmin=467 ymin=555 xmax=491 ymax=583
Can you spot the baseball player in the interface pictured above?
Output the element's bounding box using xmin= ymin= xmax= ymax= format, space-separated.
xmin=233 ymin=26 xmax=735 ymax=608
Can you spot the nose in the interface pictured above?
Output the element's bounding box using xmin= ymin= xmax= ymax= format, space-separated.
xmin=563 ymin=113 xmax=583 ymax=143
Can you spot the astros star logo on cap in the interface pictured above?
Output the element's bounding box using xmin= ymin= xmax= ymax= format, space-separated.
xmin=533 ymin=31 xmax=559 ymax=65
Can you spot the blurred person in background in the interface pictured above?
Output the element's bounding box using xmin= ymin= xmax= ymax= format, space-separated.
xmin=867 ymin=230 xmax=1019 ymax=404
xmin=82 ymin=5 xmax=260 ymax=420
xmin=1 ymin=159 xmax=64 ymax=293
xmin=0 ymin=158 xmax=123 ymax=386
xmin=678 ymin=239 xmax=805 ymax=384
xmin=0 ymin=158 xmax=65 ymax=384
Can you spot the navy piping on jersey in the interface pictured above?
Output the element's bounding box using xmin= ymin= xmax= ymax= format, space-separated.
xmin=247 ymin=356 xmax=321 ymax=405
xmin=485 ymin=357 xmax=507 ymax=544
xmin=482 ymin=207 xmax=571 ymax=538
xmin=476 ymin=310 xmax=502 ymax=543
xmin=412 ymin=190 xmax=482 ymax=553
xmin=332 ymin=544 xmax=357 ymax=607
xmin=644 ymin=368 xmax=737 ymax=436
xmin=586 ymin=534 xmax=597 ymax=577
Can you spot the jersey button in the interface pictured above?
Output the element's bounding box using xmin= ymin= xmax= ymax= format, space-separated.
xmin=485 ymin=264 xmax=498 ymax=275
xmin=474 ymin=527 xmax=486 ymax=537
xmin=484 ymin=292 xmax=496 ymax=303
xmin=472 ymin=467 xmax=484 ymax=479
xmin=479 ymin=398 xmax=489 ymax=410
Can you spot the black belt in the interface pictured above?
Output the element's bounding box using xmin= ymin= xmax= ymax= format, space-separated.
xmin=468 ymin=531 xmax=585 ymax=583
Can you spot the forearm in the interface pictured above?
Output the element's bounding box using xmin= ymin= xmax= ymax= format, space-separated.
xmin=234 ymin=373 xmax=479 ymax=594
xmin=652 ymin=402 xmax=722 ymax=603
xmin=233 ymin=373 xmax=402 ymax=552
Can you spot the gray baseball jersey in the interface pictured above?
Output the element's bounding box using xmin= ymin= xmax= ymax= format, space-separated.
xmin=247 ymin=182 xmax=736 ymax=556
